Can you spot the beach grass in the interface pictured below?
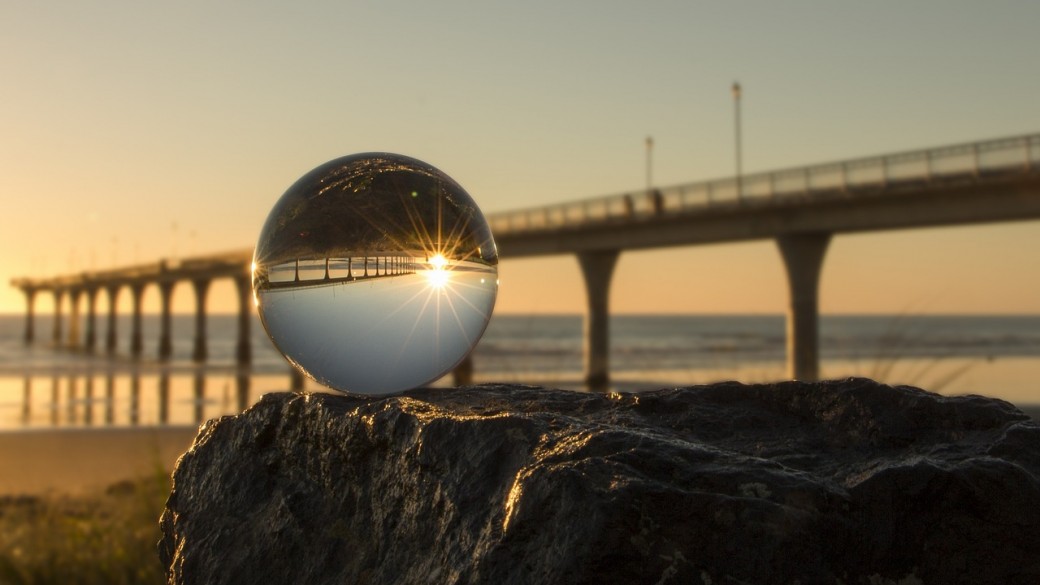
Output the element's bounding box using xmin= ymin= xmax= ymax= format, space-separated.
xmin=0 ymin=470 xmax=168 ymax=585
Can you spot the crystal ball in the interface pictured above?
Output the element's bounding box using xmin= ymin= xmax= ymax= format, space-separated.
xmin=252 ymin=153 xmax=498 ymax=395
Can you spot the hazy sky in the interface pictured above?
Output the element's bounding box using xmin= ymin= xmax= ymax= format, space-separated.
xmin=2 ymin=1 xmax=1038 ymax=316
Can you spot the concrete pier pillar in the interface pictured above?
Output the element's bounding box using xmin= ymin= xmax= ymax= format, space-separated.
xmin=52 ymin=290 xmax=64 ymax=346
xmin=289 ymin=367 xmax=305 ymax=392
xmin=84 ymin=288 xmax=99 ymax=352
xmin=234 ymin=275 xmax=252 ymax=365
xmin=130 ymin=284 xmax=145 ymax=358
xmin=452 ymin=355 xmax=474 ymax=386
xmin=776 ymin=232 xmax=832 ymax=381
xmin=105 ymin=285 xmax=120 ymax=354
xmin=67 ymin=289 xmax=82 ymax=348
xmin=158 ymin=281 xmax=175 ymax=361
xmin=192 ymin=278 xmax=211 ymax=362
xmin=22 ymin=288 xmax=35 ymax=345
xmin=577 ymin=250 xmax=621 ymax=391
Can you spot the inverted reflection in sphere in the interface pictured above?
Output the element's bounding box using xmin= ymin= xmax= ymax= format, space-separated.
xmin=252 ymin=153 xmax=498 ymax=395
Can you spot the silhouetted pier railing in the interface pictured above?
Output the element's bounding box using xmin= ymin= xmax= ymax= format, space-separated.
xmin=488 ymin=133 xmax=1040 ymax=235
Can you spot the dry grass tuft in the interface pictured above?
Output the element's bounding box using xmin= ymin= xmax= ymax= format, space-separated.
xmin=0 ymin=469 xmax=169 ymax=585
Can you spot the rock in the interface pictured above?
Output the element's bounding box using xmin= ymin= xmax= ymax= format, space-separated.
xmin=159 ymin=378 xmax=1040 ymax=585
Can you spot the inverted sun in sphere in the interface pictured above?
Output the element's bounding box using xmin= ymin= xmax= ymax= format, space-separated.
xmin=251 ymin=153 xmax=498 ymax=396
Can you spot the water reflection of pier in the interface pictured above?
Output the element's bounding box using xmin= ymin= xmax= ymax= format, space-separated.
xmin=20 ymin=368 xmax=254 ymax=428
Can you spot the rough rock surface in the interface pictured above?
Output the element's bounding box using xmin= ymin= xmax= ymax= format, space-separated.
xmin=159 ymin=378 xmax=1040 ymax=585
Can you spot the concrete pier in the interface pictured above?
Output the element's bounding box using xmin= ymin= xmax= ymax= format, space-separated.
xmin=776 ymin=233 xmax=831 ymax=381
xmin=85 ymin=288 xmax=98 ymax=351
xmin=22 ymin=288 xmax=35 ymax=345
xmin=51 ymin=290 xmax=62 ymax=346
xmin=130 ymin=283 xmax=145 ymax=357
xmin=67 ymin=289 xmax=81 ymax=348
xmin=158 ymin=281 xmax=175 ymax=361
xmin=9 ymin=133 xmax=1040 ymax=407
xmin=13 ymin=250 xmax=256 ymax=367
xmin=577 ymin=250 xmax=620 ymax=391
xmin=233 ymin=275 xmax=252 ymax=365
xmin=192 ymin=278 xmax=211 ymax=362
xmin=105 ymin=285 xmax=119 ymax=353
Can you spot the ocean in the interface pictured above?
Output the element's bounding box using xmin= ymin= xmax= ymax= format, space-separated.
xmin=1 ymin=313 xmax=1039 ymax=429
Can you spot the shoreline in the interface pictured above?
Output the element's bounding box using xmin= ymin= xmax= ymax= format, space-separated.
xmin=0 ymin=425 xmax=199 ymax=496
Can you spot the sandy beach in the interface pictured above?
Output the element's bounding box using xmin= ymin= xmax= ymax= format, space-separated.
xmin=0 ymin=425 xmax=199 ymax=495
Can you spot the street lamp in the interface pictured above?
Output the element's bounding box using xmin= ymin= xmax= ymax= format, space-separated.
xmin=645 ymin=135 xmax=654 ymax=192
xmin=732 ymin=81 xmax=743 ymax=200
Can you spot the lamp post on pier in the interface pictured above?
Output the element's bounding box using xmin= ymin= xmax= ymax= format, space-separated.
xmin=645 ymin=135 xmax=654 ymax=192
xmin=732 ymin=81 xmax=743 ymax=200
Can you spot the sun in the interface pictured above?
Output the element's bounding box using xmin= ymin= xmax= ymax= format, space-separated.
xmin=423 ymin=253 xmax=451 ymax=289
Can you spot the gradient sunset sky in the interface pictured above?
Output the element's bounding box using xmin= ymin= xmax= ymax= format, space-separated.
xmin=2 ymin=1 xmax=1038 ymax=316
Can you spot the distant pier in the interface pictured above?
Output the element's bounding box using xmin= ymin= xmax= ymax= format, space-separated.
xmin=13 ymin=251 xmax=255 ymax=364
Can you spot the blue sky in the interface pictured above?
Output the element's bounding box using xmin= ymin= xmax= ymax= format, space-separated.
xmin=2 ymin=1 xmax=1038 ymax=314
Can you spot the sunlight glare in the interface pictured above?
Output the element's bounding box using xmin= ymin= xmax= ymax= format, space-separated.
xmin=424 ymin=254 xmax=451 ymax=289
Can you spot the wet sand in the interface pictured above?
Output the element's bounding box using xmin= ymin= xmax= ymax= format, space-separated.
xmin=0 ymin=425 xmax=199 ymax=495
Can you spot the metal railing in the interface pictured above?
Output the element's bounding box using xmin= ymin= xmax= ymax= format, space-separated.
xmin=487 ymin=133 xmax=1040 ymax=235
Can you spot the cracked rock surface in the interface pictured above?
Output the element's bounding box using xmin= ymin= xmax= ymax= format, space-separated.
xmin=159 ymin=378 xmax=1040 ymax=584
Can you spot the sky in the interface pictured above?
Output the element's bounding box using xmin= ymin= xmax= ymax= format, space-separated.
xmin=2 ymin=0 xmax=1039 ymax=317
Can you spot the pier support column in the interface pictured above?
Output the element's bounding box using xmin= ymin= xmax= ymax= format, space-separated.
xmin=158 ymin=281 xmax=175 ymax=361
xmin=22 ymin=288 xmax=35 ymax=345
xmin=192 ymin=278 xmax=211 ymax=362
xmin=84 ymin=288 xmax=99 ymax=352
xmin=67 ymin=289 xmax=82 ymax=348
xmin=52 ymin=290 xmax=64 ymax=346
xmin=452 ymin=355 xmax=474 ymax=386
xmin=577 ymin=250 xmax=620 ymax=392
xmin=234 ymin=275 xmax=252 ymax=365
xmin=105 ymin=285 xmax=120 ymax=354
xmin=776 ymin=232 xmax=832 ymax=381
xmin=130 ymin=284 xmax=145 ymax=358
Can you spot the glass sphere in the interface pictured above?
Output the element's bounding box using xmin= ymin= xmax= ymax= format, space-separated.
xmin=252 ymin=153 xmax=498 ymax=395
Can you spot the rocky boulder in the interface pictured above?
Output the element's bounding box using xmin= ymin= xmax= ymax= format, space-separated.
xmin=159 ymin=378 xmax=1040 ymax=584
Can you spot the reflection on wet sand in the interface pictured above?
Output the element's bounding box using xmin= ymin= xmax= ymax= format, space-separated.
xmin=8 ymin=366 xmax=298 ymax=429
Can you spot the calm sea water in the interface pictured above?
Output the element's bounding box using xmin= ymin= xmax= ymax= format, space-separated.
xmin=1 ymin=313 xmax=1038 ymax=429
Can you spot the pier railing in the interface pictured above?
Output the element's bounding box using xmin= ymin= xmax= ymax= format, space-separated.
xmin=488 ymin=133 xmax=1040 ymax=235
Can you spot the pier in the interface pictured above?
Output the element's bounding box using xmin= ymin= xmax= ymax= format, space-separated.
xmin=11 ymin=133 xmax=1040 ymax=392
xmin=13 ymin=251 xmax=254 ymax=364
